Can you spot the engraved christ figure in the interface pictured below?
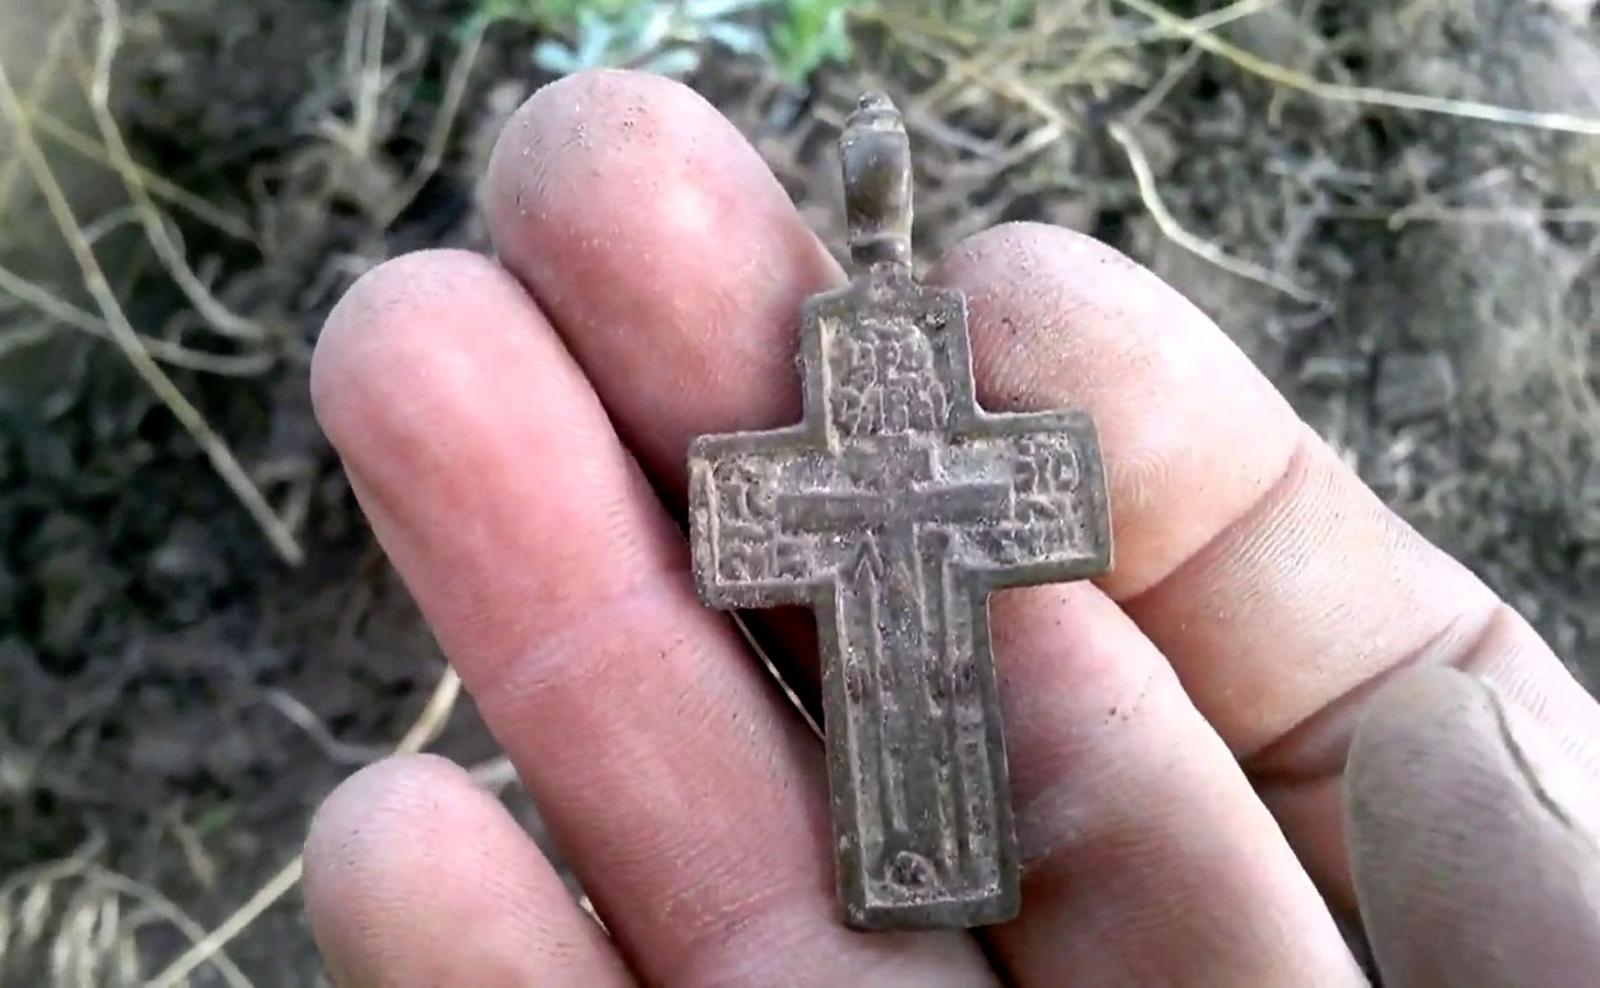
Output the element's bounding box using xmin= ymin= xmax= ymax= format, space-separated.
xmin=687 ymin=93 xmax=1111 ymax=930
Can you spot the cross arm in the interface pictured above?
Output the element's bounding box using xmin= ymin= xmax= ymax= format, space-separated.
xmin=687 ymin=429 xmax=827 ymax=609
xmin=954 ymin=408 xmax=1112 ymax=588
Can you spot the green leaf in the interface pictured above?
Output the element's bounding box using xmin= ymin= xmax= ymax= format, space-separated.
xmin=769 ymin=0 xmax=856 ymax=83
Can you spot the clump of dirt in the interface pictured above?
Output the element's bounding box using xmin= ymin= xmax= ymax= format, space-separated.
xmin=0 ymin=0 xmax=1596 ymax=984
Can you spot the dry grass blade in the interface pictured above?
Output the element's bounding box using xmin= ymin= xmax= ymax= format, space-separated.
xmin=0 ymin=847 xmax=252 ymax=988
xmin=1112 ymin=0 xmax=1600 ymax=136
xmin=469 ymin=755 xmax=517 ymax=791
xmin=0 ymin=8 xmax=77 ymax=223
xmin=261 ymin=689 xmax=393 ymax=765
xmin=0 ymin=3 xmax=253 ymax=247
xmin=319 ymin=0 xmax=395 ymax=160
xmin=1328 ymin=203 xmax=1600 ymax=228
xmin=354 ymin=0 xmax=390 ymax=158
xmin=0 ymin=322 xmax=60 ymax=360
xmin=0 ymin=261 xmax=274 ymax=375
xmin=0 ymin=53 xmax=304 ymax=565
xmin=76 ymin=867 xmax=252 ymax=988
xmin=31 ymin=110 xmax=257 ymax=244
xmin=140 ymin=859 xmax=300 ymax=988
xmin=1181 ymin=0 xmax=1285 ymax=33
xmin=373 ymin=14 xmax=485 ymax=230
xmin=876 ymin=16 xmax=1072 ymax=134
xmin=84 ymin=0 xmax=265 ymax=343
xmin=391 ymin=666 xmax=463 ymax=754
xmin=1108 ymin=120 xmax=1325 ymax=305
xmin=1122 ymin=42 xmax=1203 ymax=125
xmin=143 ymin=666 xmax=463 ymax=988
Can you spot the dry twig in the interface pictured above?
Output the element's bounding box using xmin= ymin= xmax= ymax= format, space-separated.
xmin=0 ymin=49 xmax=304 ymax=564
xmin=144 ymin=666 xmax=463 ymax=988
xmin=0 ymin=2 xmax=253 ymax=245
xmin=1108 ymin=120 xmax=1325 ymax=305
xmin=31 ymin=109 xmax=257 ymax=243
xmin=373 ymin=14 xmax=485 ymax=230
xmin=261 ymin=689 xmax=393 ymax=765
xmin=0 ymin=8 xmax=78 ymax=223
xmin=83 ymin=0 xmax=266 ymax=343
xmin=1112 ymin=0 xmax=1600 ymax=136
xmin=0 ymin=261 xmax=274 ymax=375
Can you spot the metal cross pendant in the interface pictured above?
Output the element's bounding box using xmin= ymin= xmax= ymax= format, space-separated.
xmin=687 ymin=93 xmax=1112 ymax=931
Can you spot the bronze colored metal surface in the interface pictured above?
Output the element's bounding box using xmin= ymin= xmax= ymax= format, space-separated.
xmin=687 ymin=93 xmax=1112 ymax=931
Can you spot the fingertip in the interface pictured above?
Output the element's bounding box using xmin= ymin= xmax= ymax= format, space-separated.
xmin=1347 ymin=659 xmax=1600 ymax=834
xmin=302 ymin=754 xmax=486 ymax=939
xmin=486 ymin=68 xmax=806 ymax=297
xmin=305 ymin=754 xmax=632 ymax=987
xmin=314 ymin=248 xmax=505 ymax=379
xmin=311 ymin=248 xmax=532 ymax=455
xmin=1343 ymin=664 xmax=1482 ymax=846
xmin=303 ymin=753 xmax=467 ymax=898
xmin=483 ymin=69 xmax=838 ymax=466
xmin=1346 ymin=665 xmax=1473 ymax=771
xmin=929 ymin=221 xmax=1204 ymax=344
xmin=487 ymin=69 xmax=718 ymax=224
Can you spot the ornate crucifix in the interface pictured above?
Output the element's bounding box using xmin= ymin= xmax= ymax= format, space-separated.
xmin=687 ymin=93 xmax=1112 ymax=930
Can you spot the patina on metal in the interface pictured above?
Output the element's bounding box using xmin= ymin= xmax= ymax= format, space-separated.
xmin=686 ymin=92 xmax=1112 ymax=931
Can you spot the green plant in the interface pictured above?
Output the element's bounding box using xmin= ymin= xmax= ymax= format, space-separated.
xmin=770 ymin=0 xmax=854 ymax=84
xmin=538 ymin=0 xmax=768 ymax=76
xmin=468 ymin=0 xmax=855 ymax=82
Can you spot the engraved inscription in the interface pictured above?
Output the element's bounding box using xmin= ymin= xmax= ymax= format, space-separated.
xmin=827 ymin=313 xmax=950 ymax=438
xmin=966 ymin=433 xmax=1096 ymax=569
xmin=685 ymin=93 xmax=1112 ymax=932
xmin=706 ymin=456 xmax=810 ymax=584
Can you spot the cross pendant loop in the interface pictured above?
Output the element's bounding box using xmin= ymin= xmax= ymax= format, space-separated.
xmin=841 ymin=92 xmax=913 ymax=272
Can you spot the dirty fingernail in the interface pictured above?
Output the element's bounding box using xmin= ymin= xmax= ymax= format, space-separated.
xmin=1345 ymin=666 xmax=1600 ymax=988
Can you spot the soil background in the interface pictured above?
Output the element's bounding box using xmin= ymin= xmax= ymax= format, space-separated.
xmin=2 ymin=0 xmax=1598 ymax=984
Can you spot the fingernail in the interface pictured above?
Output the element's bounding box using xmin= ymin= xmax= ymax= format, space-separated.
xmin=1346 ymin=666 xmax=1600 ymax=988
xmin=1477 ymin=677 xmax=1600 ymax=846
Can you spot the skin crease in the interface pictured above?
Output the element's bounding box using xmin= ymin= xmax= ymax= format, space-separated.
xmin=304 ymin=70 xmax=1600 ymax=986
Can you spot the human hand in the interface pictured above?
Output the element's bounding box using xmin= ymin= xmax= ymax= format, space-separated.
xmin=303 ymin=71 xmax=1600 ymax=987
